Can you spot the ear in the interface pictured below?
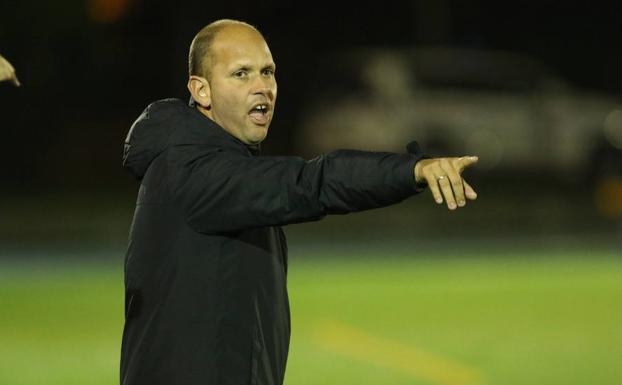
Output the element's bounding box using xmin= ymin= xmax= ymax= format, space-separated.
xmin=187 ymin=76 xmax=212 ymax=109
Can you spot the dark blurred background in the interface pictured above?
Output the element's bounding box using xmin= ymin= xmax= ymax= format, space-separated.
xmin=1 ymin=0 xmax=621 ymax=252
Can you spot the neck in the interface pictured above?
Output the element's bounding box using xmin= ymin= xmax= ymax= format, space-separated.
xmin=195 ymin=105 xmax=249 ymax=146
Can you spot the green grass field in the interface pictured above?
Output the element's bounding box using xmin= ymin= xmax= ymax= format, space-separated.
xmin=1 ymin=249 xmax=620 ymax=385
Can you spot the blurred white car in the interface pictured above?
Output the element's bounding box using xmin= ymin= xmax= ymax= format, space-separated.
xmin=295 ymin=47 xmax=622 ymax=180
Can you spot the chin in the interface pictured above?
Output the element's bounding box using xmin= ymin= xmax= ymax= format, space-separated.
xmin=248 ymin=127 xmax=269 ymax=144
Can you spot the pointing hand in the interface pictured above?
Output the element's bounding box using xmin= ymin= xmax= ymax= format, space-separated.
xmin=414 ymin=156 xmax=479 ymax=210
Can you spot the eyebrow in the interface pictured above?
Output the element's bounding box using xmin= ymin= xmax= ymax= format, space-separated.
xmin=232 ymin=65 xmax=251 ymax=72
xmin=229 ymin=62 xmax=276 ymax=71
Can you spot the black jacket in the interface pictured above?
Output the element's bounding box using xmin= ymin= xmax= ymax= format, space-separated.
xmin=120 ymin=98 xmax=426 ymax=385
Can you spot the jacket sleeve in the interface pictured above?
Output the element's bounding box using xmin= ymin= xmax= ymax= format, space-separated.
xmin=168 ymin=145 xmax=427 ymax=234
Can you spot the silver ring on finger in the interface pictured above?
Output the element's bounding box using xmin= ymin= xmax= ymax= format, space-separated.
xmin=436 ymin=175 xmax=447 ymax=181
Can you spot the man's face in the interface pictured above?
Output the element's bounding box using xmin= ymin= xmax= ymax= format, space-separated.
xmin=206 ymin=26 xmax=277 ymax=145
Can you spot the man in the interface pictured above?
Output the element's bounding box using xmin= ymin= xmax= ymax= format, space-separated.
xmin=121 ymin=19 xmax=477 ymax=385
xmin=0 ymin=54 xmax=20 ymax=86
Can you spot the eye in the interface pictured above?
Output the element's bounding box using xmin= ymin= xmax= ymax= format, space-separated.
xmin=232 ymin=70 xmax=248 ymax=79
xmin=262 ymin=68 xmax=275 ymax=77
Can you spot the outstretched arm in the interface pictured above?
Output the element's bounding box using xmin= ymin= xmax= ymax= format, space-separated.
xmin=170 ymin=144 xmax=479 ymax=234
xmin=0 ymin=54 xmax=20 ymax=87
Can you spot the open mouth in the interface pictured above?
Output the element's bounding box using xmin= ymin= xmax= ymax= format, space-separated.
xmin=248 ymin=103 xmax=270 ymax=125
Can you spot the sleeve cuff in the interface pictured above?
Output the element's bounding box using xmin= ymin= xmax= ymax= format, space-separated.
xmin=403 ymin=141 xmax=430 ymax=193
xmin=402 ymin=153 xmax=429 ymax=193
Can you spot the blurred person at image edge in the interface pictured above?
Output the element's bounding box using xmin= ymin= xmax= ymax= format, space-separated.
xmin=0 ymin=54 xmax=20 ymax=86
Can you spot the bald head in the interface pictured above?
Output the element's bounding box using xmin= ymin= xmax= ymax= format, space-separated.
xmin=188 ymin=19 xmax=265 ymax=80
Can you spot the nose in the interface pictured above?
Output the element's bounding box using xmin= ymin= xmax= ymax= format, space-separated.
xmin=251 ymin=76 xmax=276 ymax=100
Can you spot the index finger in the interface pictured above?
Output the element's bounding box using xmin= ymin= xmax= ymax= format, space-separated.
xmin=454 ymin=156 xmax=479 ymax=173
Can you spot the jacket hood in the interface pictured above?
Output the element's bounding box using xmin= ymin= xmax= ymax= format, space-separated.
xmin=123 ymin=98 xmax=259 ymax=180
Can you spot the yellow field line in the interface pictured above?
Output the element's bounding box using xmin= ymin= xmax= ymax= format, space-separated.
xmin=313 ymin=319 xmax=485 ymax=385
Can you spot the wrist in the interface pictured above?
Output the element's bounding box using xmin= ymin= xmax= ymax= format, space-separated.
xmin=414 ymin=159 xmax=429 ymax=184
